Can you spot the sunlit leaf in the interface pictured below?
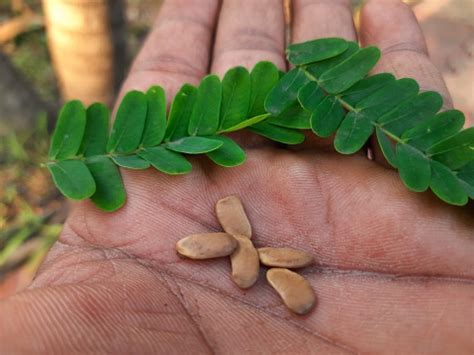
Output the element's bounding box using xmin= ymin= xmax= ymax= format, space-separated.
xmin=428 ymin=127 xmax=474 ymax=170
xmin=112 ymin=155 xmax=150 ymax=170
xmin=297 ymin=81 xmax=325 ymax=112
xmin=248 ymin=61 xmax=280 ymax=117
xmin=341 ymin=73 xmax=395 ymax=107
xmin=311 ymin=96 xmax=345 ymax=137
xmin=248 ymin=121 xmax=305 ymax=145
xmin=269 ymin=103 xmax=311 ymax=129
xmin=265 ymin=68 xmax=309 ymax=115
xmin=430 ymin=160 xmax=468 ymax=206
xmin=305 ymin=41 xmax=359 ymax=78
xmin=80 ymin=103 xmax=109 ymax=157
xmin=334 ymin=111 xmax=373 ymax=154
xmin=376 ymin=127 xmax=398 ymax=168
xmin=220 ymin=113 xmax=270 ymax=133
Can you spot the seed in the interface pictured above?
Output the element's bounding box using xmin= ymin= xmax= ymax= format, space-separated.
xmin=176 ymin=233 xmax=237 ymax=259
xmin=216 ymin=195 xmax=252 ymax=239
xmin=230 ymin=235 xmax=260 ymax=289
xmin=258 ymin=247 xmax=314 ymax=268
xmin=266 ymin=268 xmax=316 ymax=315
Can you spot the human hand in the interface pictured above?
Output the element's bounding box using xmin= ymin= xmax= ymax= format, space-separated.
xmin=1 ymin=0 xmax=473 ymax=353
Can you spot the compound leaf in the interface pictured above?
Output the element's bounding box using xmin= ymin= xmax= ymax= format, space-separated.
xmin=107 ymin=91 xmax=148 ymax=153
xmin=48 ymin=100 xmax=86 ymax=160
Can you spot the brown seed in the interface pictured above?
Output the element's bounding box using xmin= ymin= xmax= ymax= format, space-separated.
xmin=215 ymin=195 xmax=252 ymax=239
xmin=230 ymin=235 xmax=260 ymax=289
xmin=266 ymin=268 xmax=316 ymax=315
xmin=176 ymin=233 xmax=237 ymax=259
xmin=258 ymin=247 xmax=314 ymax=268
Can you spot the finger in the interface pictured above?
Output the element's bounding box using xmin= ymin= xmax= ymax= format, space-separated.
xmin=120 ymin=0 xmax=220 ymax=100
xmin=210 ymin=0 xmax=286 ymax=147
xmin=291 ymin=0 xmax=357 ymax=150
xmin=360 ymin=0 xmax=453 ymax=165
xmin=211 ymin=0 xmax=286 ymax=75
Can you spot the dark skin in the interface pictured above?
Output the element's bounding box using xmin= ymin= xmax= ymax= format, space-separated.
xmin=1 ymin=0 xmax=473 ymax=353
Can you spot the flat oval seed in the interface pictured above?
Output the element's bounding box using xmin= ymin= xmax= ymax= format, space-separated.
xmin=176 ymin=233 xmax=237 ymax=259
xmin=266 ymin=268 xmax=316 ymax=315
xmin=230 ymin=235 xmax=259 ymax=289
xmin=216 ymin=195 xmax=252 ymax=238
xmin=258 ymin=247 xmax=314 ymax=268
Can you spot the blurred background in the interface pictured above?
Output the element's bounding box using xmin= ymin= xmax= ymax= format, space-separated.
xmin=0 ymin=0 xmax=472 ymax=297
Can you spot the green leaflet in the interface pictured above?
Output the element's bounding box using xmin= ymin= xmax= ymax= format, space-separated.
xmin=286 ymin=37 xmax=349 ymax=65
xmin=376 ymin=127 xmax=398 ymax=168
xmin=428 ymin=127 xmax=474 ymax=169
xmin=207 ymin=136 xmax=246 ymax=167
xmin=107 ymin=91 xmax=148 ymax=153
xmin=341 ymin=73 xmax=396 ymax=107
xmin=248 ymin=121 xmax=305 ymax=145
xmin=142 ymin=86 xmax=167 ymax=147
xmin=396 ymin=143 xmax=431 ymax=192
xmin=311 ymin=96 xmax=345 ymax=137
xmin=86 ymin=156 xmax=126 ymax=211
xmin=430 ymin=160 xmax=468 ymax=206
xmin=402 ymin=110 xmax=465 ymax=151
xmin=334 ymin=111 xmax=374 ymax=154
xmin=139 ymin=146 xmax=192 ymax=175
xmin=297 ymin=81 xmax=325 ymax=112
xmin=166 ymin=136 xmax=223 ymax=154
xmin=356 ymin=78 xmax=419 ymax=115
xmin=165 ymin=84 xmax=197 ymax=141
xmin=112 ymin=155 xmax=150 ymax=170
xmin=219 ymin=113 xmax=270 ymax=133
xmin=248 ymin=61 xmax=280 ymax=117
xmin=269 ymin=103 xmax=311 ymax=130
xmin=265 ymin=68 xmax=309 ymax=115
xmin=188 ymin=74 xmax=222 ymax=136
xmin=47 ymin=160 xmax=95 ymax=200
xmin=220 ymin=66 xmax=251 ymax=130
xmin=319 ymin=46 xmax=381 ymax=94
xmin=378 ymin=91 xmax=443 ymax=135
xmin=305 ymin=41 xmax=359 ymax=78
xmin=48 ymin=100 xmax=86 ymax=160
xmin=457 ymin=161 xmax=474 ymax=199
xmin=80 ymin=103 xmax=109 ymax=157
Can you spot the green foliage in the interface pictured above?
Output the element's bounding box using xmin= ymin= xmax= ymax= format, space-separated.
xmin=46 ymin=38 xmax=474 ymax=211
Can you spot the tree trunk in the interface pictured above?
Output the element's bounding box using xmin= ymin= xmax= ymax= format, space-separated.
xmin=41 ymin=0 xmax=127 ymax=106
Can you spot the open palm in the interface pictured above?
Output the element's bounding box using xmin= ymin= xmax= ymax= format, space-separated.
xmin=1 ymin=0 xmax=473 ymax=354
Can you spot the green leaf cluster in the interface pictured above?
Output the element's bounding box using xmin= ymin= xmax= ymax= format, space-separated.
xmin=46 ymin=37 xmax=474 ymax=211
